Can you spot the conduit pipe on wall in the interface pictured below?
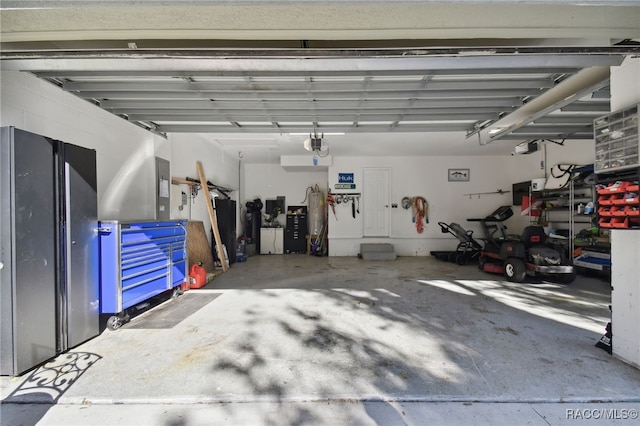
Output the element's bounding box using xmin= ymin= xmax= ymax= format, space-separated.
xmin=477 ymin=66 xmax=611 ymax=146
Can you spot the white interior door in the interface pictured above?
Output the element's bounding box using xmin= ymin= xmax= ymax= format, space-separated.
xmin=363 ymin=168 xmax=390 ymax=237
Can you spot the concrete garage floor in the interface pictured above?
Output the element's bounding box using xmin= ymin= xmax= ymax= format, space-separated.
xmin=2 ymin=255 xmax=640 ymax=425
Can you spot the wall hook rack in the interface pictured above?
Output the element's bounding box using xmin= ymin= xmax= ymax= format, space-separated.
xmin=172 ymin=177 xmax=234 ymax=199
xmin=463 ymin=189 xmax=511 ymax=199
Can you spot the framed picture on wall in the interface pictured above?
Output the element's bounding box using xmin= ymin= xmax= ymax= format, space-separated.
xmin=448 ymin=168 xmax=470 ymax=182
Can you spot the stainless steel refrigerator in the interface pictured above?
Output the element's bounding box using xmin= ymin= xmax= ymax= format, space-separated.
xmin=1 ymin=127 xmax=99 ymax=376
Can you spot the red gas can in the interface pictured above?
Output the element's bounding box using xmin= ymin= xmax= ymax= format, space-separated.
xmin=189 ymin=263 xmax=207 ymax=289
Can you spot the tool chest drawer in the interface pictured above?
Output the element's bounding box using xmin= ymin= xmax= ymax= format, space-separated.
xmin=99 ymin=220 xmax=187 ymax=314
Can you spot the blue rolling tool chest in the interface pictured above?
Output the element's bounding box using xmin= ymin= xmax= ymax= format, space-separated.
xmin=98 ymin=220 xmax=187 ymax=329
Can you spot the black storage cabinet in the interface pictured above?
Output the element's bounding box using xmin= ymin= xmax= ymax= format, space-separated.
xmin=212 ymin=198 xmax=237 ymax=264
xmin=285 ymin=206 xmax=308 ymax=254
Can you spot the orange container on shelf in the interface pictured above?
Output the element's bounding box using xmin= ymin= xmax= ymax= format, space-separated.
xmin=611 ymin=206 xmax=626 ymax=216
xmin=598 ymin=206 xmax=612 ymax=217
xmin=598 ymin=181 xmax=630 ymax=195
xmin=625 ymin=196 xmax=640 ymax=205
xmin=612 ymin=194 xmax=627 ymax=205
xmin=611 ymin=217 xmax=629 ymax=228
xmin=598 ymin=195 xmax=612 ymax=205
xmin=189 ymin=263 xmax=207 ymax=289
xmin=623 ymin=205 xmax=640 ymax=216
xmin=599 ymin=217 xmax=613 ymax=228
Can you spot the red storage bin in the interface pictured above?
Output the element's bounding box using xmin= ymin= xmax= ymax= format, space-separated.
xmin=598 ymin=206 xmax=612 ymax=217
xmin=597 ymin=181 xmax=630 ymax=195
xmin=598 ymin=195 xmax=612 ymax=205
xmin=611 ymin=217 xmax=629 ymax=228
xmin=599 ymin=217 xmax=613 ymax=228
xmin=624 ymin=196 xmax=640 ymax=205
xmin=625 ymin=206 xmax=640 ymax=217
xmin=612 ymin=194 xmax=628 ymax=205
xmin=612 ymin=206 xmax=626 ymax=216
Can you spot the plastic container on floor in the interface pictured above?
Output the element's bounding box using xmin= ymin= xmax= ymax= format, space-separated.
xmin=189 ymin=263 xmax=207 ymax=289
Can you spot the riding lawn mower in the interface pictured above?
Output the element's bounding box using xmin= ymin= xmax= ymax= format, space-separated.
xmin=471 ymin=206 xmax=576 ymax=283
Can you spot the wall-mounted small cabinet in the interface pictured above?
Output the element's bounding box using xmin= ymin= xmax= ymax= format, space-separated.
xmin=594 ymin=104 xmax=639 ymax=174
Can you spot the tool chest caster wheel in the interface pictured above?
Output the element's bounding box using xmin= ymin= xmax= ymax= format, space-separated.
xmin=107 ymin=315 xmax=123 ymax=331
xmin=106 ymin=312 xmax=130 ymax=331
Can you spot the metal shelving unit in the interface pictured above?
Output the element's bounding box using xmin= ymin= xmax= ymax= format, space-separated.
xmin=531 ymin=181 xmax=595 ymax=248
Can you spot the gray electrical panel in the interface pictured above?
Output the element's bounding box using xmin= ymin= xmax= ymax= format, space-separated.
xmin=155 ymin=157 xmax=170 ymax=220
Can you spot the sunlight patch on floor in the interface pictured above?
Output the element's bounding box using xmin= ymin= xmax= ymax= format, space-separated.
xmin=416 ymin=280 xmax=476 ymax=296
xmin=416 ymin=279 xmax=607 ymax=334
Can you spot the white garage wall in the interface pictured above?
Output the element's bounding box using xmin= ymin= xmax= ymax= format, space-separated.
xmin=239 ymin=137 xmax=595 ymax=257
xmin=1 ymin=70 xmax=160 ymax=220
xmin=611 ymin=56 xmax=640 ymax=111
xmin=242 ymin=163 xmax=328 ymax=231
xmin=328 ymin=155 xmax=517 ymax=256
xmin=0 ymin=71 xmax=239 ymax=243
xmin=324 ymin=141 xmax=595 ymax=256
xmin=239 ymin=138 xmax=596 ymax=257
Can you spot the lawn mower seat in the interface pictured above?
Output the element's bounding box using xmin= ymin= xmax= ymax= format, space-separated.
xmin=521 ymin=226 xmax=547 ymax=249
xmin=521 ymin=226 xmax=563 ymax=266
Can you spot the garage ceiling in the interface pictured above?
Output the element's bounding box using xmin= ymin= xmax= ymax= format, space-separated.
xmin=6 ymin=50 xmax=622 ymax=140
xmin=1 ymin=1 xmax=640 ymax=157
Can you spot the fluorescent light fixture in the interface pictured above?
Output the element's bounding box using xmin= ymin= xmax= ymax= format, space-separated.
xmin=289 ymin=132 xmax=345 ymax=136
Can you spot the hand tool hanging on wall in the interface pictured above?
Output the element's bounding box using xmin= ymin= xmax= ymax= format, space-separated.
xmin=184 ymin=176 xmax=232 ymax=199
xmin=412 ymin=196 xmax=428 ymax=234
xmin=462 ymin=189 xmax=511 ymax=199
xmin=401 ymin=197 xmax=412 ymax=210
xmin=327 ymin=191 xmax=337 ymax=220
